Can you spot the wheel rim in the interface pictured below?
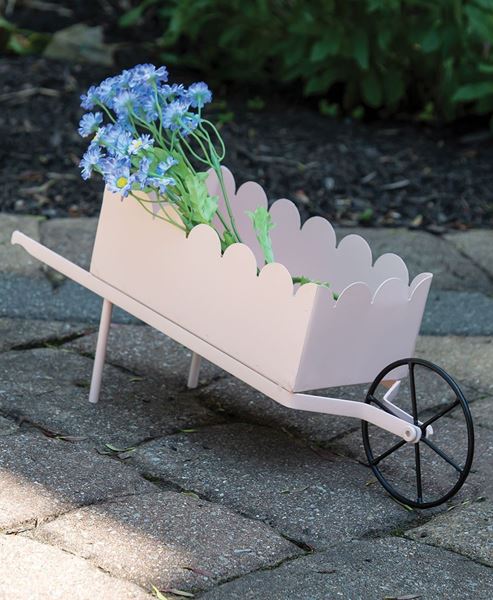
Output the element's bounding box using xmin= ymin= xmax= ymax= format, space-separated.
xmin=362 ymin=358 xmax=474 ymax=509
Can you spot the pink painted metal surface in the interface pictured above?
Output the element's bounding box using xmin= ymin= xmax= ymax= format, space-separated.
xmin=89 ymin=168 xmax=432 ymax=391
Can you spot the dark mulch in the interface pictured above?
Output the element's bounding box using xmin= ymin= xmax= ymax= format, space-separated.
xmin=0 ymin=55 xmax=492 ymax=229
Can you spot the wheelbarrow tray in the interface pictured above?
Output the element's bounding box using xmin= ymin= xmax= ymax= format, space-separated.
xmin=91 ymin=167 xmax=432 ymax=392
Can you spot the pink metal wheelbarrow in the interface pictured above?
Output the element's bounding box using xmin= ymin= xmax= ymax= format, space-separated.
xmin=12 ymin=168 xmax=474 ymax=509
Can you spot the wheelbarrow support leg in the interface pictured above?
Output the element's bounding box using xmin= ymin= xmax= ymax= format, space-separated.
xmin=89 ymin=298 xmax=113 ymax=404
xmin=187 ymin=352 xmax=202 ymax=389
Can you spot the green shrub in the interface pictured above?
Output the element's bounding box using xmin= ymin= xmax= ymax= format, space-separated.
xmin=120 ymin=0 xmax=493 ymax=121
xmin=0 ymin=16 xmax=50 ymax=56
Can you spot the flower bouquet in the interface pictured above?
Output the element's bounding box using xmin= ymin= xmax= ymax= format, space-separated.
xmin=78 ymin=64 xmax=329 ymax=293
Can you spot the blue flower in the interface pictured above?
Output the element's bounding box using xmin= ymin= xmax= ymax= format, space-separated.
xmin=136 ymin=156 xmax=152 ymax=187
xmin=186 ymin=82 xmax=212 ymax=109
xmin=112 ymin=90 xmax=138 ymax=117
xmin=79 ymin=144 xmax=103 ymax=180
xmin=159 ymin=83 xmax=186 ymax=102
xmin=156 ymin=156 xmax=178 ymax=175
xmin=129 ymin=134 xmax=154 ymax=155
xmin=162 ymin=100 xmax=199 ymax=134
xmin=148 ymin=176 xmax=176 ymax=194
xmin=141 ymin=94 xmax=159 ymax=121
xmin=78 ymin=112 xmax=103 ymax=137
xmin=129 ymin=64 xmax=168 ymax=87
xmin=96 ymin=76 xmax=120 ymax=105
xmin=103 ymin=157 xmax=135 ymax=196
xmin=80 ymin=86 xmax=99 ymax=110
xmin=96 ymin=124 xmax=133 ymax=157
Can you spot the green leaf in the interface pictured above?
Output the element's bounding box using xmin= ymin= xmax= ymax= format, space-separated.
xmin=377 ymin=27 xmax=393 ymax=51
xmin=465 ymin=5 xmax=493 ymax=40
xmin=352 ymin=29 xmax=369 ymax=70
xmin=0 ymin=16 xmax=16 ymax=32
xmin=478 ymin=63 xmax=493 ymax=74
xmin=361 ymin=71 xmax=382 ymax=107
xmin=304 ymin=67 xmax=344 ymax=95
xmin=452 ymin=82 xmax=493 ymax=102
xmin=382 ymin=69 xmax=405 ymax=105
xmin=419 ymin=29 xmax=441 ymax=53
xmin=310 ymin=30 xmax=342 ymax=62
xmin=119 ymin=0 xmax=158 ymax=27
xmin=246 ymin=207 xmax=275 ymax=264
xmin=319 ymin=99 xmax=339 ymax=117
xmin=185 ymin=173 xmax=218 ymax=225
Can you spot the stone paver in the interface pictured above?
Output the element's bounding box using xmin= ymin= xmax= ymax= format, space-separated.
xmin=0 ymin=534 xmax=151 ymax=600
xmin=416 ymin=335 xmax=493 ymax=394
xmin=0 ymin=431 xmax=153 ymax=531
xmin=0 ymin=214 xmax=43 ymax=276
xmin=421 ymin=290 xmax=493 ymax=336
xmin=0 ymin=415 xmax=17 ymax=436
xmin=40 ymin=217 xmax=98 ymax=270
xmin=66 ymin=323 xmax=223 ymax=388
xmin=336 ymin=227 xmax=493 ymax=294
xmin=445 ymin=230 xmax=493 ymax=280
xmin=200 ymin=537 xmax=493 ymax=600
xmin=30 ymin=490 xmax=301 ymax=593
xmin=129 ymin=423 xmax=418 ymax=549
xmin=406 ymin=499 xmax=493 ymax=567
xmin=199 ymin=377 xmax=361 ymax=445
xmin=0 ymin=275 xmax=136 ymax=323
xmin=458 ymin=395 xmax=493 ymax=430
xmin=0 ymin=348 xmax=222 ymax=447
xmin=0 ymin=317 xmax=91 ymax=352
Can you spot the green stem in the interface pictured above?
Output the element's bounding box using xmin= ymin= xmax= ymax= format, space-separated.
xmin=131 ymin=193 xmax=187 ymax=232
xmin=214 ymin=159 xmax=242 ymax=243
xmin=97 ymin=102 xmax=116 ymax=124
xmin=200 ymin=120 xmax=226 ymax=160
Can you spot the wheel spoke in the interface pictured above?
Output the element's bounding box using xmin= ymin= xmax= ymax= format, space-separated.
xmin=415 ymin=443 xmax=423 ymax=502
xmin=422 ymin=437 xmax=463 ymax=473
xmin=409 ymin=362 xmax=418 ymax=424
xmin=371 ymin=439 xmax=407 ymax=466
xmin=420 ymin=399 xmax=460 ymax=431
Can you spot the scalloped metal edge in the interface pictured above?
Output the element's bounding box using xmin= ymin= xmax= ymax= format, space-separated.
xmin=207 ymin=167 xmax=415 ymax=294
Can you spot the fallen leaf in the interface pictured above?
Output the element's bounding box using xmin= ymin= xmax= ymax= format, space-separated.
xmin=151 ymin=585 xmax=169 ymax=600
xmin=182 ymin=491 xmax=200 ymax=500
xmin=104 ymin=443 xmax=136 ymax=453
xmin=384 ymin=595 xmax=422 ymax=600
xmin=163 ymin=590 xmax=194 ymax=598
xmin=56 ymin=435 xmax=88 ymax=442
xmin=181 ymin=565 xmax=213 ymax=578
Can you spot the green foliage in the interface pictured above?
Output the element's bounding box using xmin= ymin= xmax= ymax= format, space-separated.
xmin=184 ymin=171 xmax=219 ymax=225
xmin=0 ymin=16 xmax=50 ymax=56
xmin=247 ymin=206 xmax=275 ymax=264
xmin=120 ymin=0 xmax=493 ymax=121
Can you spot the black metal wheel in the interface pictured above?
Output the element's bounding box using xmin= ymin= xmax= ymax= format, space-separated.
xmin=362 ymin=358 xmax=474 ymax=509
